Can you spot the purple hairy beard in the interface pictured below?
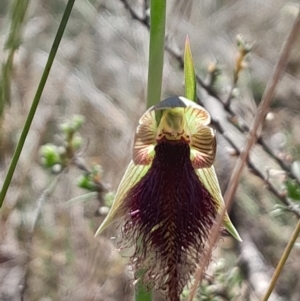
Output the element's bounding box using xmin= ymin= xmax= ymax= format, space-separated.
xmin=122 ymin=139 xmax=217 ymax=301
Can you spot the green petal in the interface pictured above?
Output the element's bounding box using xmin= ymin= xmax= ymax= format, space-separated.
xmin=172 ymin=97 xmax=215 ymax=168
xmin=152 ymin=97 xmax=210 ymax=125
xmin=195 ymin=166 xmax=242 ymax=241
xmin=95 ymin=161 xmax=150 ymax=236
xmin=156 ymin=108 xmax=188 ymax=141
xmin=133 ymin=109 xmax=157 ymax=165
xmin=184 ymin=35 xmax=197 ymax=103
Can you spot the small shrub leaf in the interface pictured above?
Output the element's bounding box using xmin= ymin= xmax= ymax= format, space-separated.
xmin=285 ymin=179 xmax=300 ymax=201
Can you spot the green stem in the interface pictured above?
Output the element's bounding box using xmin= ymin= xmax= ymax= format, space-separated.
xmin=261 ymin=219 xmax=300 ymax=301
xmin=135 ymin=0 xmax=166 ymax=300
xmin=135 ymin=269 xmax=153 ymax=301
xmin=146 ymin=0 xmax=166 ymax=108
xmin=0 ymin=0 xmax=76 ymax=208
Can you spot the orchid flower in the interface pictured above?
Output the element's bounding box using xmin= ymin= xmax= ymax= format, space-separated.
xmin=96 ymin=96 xmax=241 ymax=301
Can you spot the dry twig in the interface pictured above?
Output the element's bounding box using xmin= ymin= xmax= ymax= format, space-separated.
xmin=20 ymin=174 xmax=62 ymax=301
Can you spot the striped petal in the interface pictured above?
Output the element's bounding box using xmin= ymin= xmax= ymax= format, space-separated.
xmin=190 ymin=125 xmax=216 ymax=168
xmin=195 ymin=166 xmax=242 ymax=241
xmin=95 ymin=161 xmax=150 ymax=235
xmin=183 ymin=100 xmax=211 ymax=126
xmin=133 ymin=109 xmax=156 ymax=165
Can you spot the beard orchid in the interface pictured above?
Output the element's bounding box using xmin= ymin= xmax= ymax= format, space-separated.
xmin=96 ymin=96 xmax=241 ymax=301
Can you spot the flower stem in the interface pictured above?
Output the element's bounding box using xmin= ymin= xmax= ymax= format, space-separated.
xmin=146 ymin=0 xmax=166 ymax=109
xmin=261 ymin=219 xmax=300 ymax=301
xmin=135 ymin=0 xmax=166 ymax=300
xmin=135 ymin=269 xmax=153 ymax=301
xmin=0 ymin=0 xmax=76 ymax=208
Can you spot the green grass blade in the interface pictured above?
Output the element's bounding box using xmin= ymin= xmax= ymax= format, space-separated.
xmin=0 ymin=0 xmax=30 ymax=115
xmin=262 ymin=220 xmax=300 ymax=301
xmin=184 ymin=35 xmax=197 ymax=102
xmin=146 ymin=0 xmax=166 ymax=109
xmin=0 ymin=0 xmax=76 ymax=208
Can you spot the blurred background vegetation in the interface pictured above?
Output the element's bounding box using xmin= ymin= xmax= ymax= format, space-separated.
xmin=0 ymin=0 xmax=300 ymax=300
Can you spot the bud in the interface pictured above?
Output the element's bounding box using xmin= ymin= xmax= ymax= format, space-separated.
xmin=71 ymin=114 xmax=85 ymax=132
xmin=71 ymin=134 xmax=83 ymax=151
xmin=40 ymin=144 xmax=62 ymax=168
xmin=77 ymin=174 xmax=97 ymax=191
xmin=104 ymin=191 xmax=115 ymax=207
xmin=60 ymin=114 xmax=85 ymax=135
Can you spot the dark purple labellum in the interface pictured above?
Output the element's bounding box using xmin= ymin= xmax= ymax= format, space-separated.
xmin=122 ymin=140 xmax=217 ymax=301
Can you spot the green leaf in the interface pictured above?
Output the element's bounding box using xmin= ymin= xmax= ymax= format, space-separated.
xmin=65 ymin=192 xmax=97 ymax=206
xmin=184 ymin=35 xmax=197 ymax=103
xmin=285 ymin=179 xmax=300 ymax=201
